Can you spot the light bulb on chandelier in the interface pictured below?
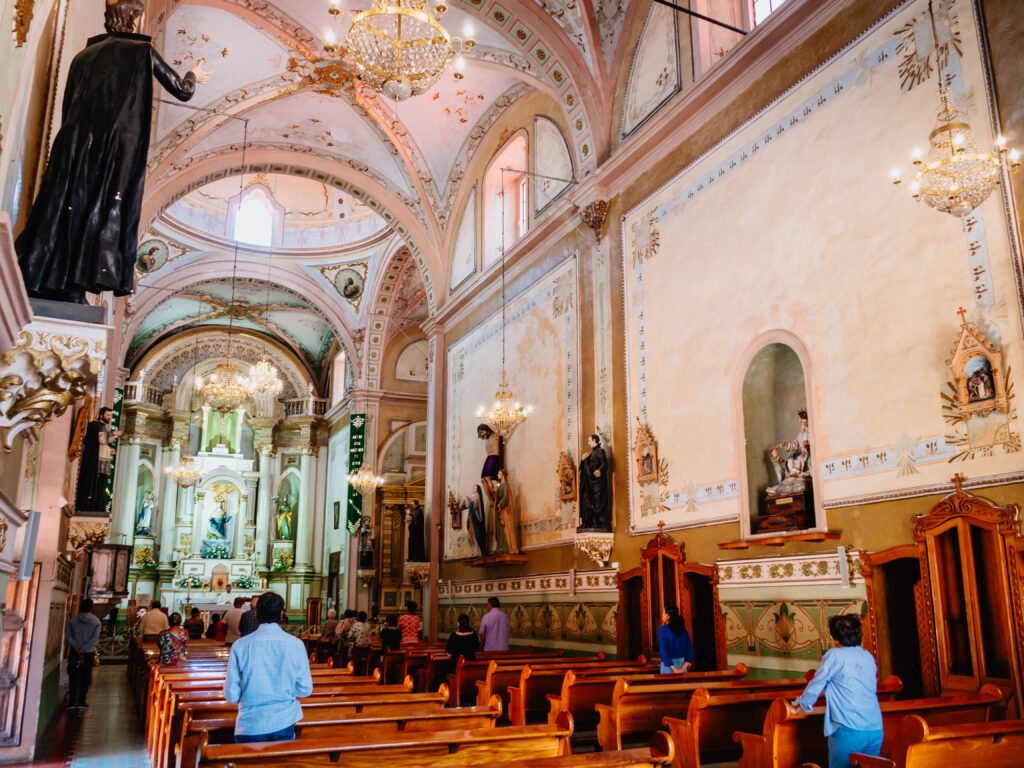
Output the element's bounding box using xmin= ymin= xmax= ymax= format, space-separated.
xmin=347 ymin=463 xmax=385 ymax=497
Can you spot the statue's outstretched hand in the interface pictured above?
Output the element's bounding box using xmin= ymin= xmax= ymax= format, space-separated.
xmin=190 ymin=59 xmax=212 ymax=84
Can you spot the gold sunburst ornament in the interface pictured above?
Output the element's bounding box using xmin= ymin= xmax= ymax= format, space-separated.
xmin=326 ymin=0 xmax=474 ymax=102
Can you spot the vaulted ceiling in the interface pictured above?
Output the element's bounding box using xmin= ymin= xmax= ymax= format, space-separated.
xmin=128 ymin=0 xmax=638 ymax=391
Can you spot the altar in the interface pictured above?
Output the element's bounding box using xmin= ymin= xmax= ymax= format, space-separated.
xmin=159 ymin=588 xmax=263 ymax=616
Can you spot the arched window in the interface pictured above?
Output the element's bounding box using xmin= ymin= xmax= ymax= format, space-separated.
xmin=752 ymin=0 xmax=787 ymax=25
xmin=332 ymin=350 xmax=347 ymax=407
xmin=232 ymin=186 xmax=276 ymax=247
xmin=483 ymin=132 xmax=528 ymax=269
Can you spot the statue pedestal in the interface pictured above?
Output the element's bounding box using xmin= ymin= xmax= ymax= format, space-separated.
xmin=270 ymin=540 xmax=295 ymax=569
xmin=574 ymin=531 xmax=614 ymax=567
xmin=132 ymin=535 xmax=156 ymax=566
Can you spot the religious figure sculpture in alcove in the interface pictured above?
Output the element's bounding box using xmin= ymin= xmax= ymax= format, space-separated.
xmin=208 ymin=491 xmax=232 ymax=539
xmin=765 ymin=410 xmax=811 ymax=499
xmin=494 ymin=469 xmax=520 ymax=554
xmin=135 ymin=491 xmax=155 ymax=536
xmin=406 ymin=500 xmax=427 ymax=562
xmin=965 ymin=356 xmax=995 ymax=402
xmin=463 ymin=485 xmax=488 ymax=557
xmin=477 ymin=424 xmax=502 ymax=500
xmin=14 ymin=0 xmax=210 ymax=302
xmin=358 ymin=519 xmax=374 ymax=569
xmin=578 ymin=434 xmax=611 ymax=532
xmin=275 ymin=495 xmax=294 ymax=540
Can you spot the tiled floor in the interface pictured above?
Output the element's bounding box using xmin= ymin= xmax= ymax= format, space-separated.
xmin=66 ymin=666 xmax=148 ymax=768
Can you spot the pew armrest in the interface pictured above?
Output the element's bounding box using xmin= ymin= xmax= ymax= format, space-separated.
xmin=475 ymin=679 xmax=487 ymax=707
xmin=595 ymin=703 xmax=617 ymax=752
xmin=508 ymin=686 xmax=524 ymax=726
xmin=849 ymin=755 xmax=894 ymax=768
xmin=546 ymin=695 xmax=562 ymax=726
xmin=733 ymin=730 xmax=768 ymax=768
xmin=661 ymin=715 xmax=697 ymax=767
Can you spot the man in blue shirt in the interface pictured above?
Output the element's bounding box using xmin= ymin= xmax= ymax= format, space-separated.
xmin=478 ymin=596 xmax=509 ymax=651
xmin=224 ymin=592 xmax=312 ymax=742
xmin=65 ymin=598 xmax=102 ymax=709
xmin=793 ymin=614 xmax=883 ymax=768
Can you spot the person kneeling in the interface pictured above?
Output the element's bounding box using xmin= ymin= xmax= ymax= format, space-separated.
xmin=224 ymin=592 xmax=312 ymax=743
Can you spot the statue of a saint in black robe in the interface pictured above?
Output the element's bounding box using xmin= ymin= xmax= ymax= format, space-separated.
xmin=578 ymin=434 xmax=610 ymax=531
xmin=406 ymin=501 xmax=427 ymax=562
xmin=74 ymin=407 xmax=115 ymax=513
xmin=15 ymin=0 xmax=207 ymax=302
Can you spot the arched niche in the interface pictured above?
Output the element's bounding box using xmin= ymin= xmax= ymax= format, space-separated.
xmin=135 ymin=465 xmax=155 ymax=534
xmin=274 ymin=473 xmax=300 ymax=541
xmin=738 ymin=337 xmax=820 ymax=537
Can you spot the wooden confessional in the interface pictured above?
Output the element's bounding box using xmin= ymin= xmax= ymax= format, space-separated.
xmin=863 ymin=487 xmax=1023 ymax=713
xmin=616 ymin=527 xmax=727 ymax=669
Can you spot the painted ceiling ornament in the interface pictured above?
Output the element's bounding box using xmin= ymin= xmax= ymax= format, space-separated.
xmin=631 ymin=208 xmax=660 ymax=265
xmin=324 ymin=0 xmax=475 ymax=102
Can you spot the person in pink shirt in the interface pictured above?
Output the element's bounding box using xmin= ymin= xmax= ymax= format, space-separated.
xmin=397 ymin=601 xmax=421 ymax=645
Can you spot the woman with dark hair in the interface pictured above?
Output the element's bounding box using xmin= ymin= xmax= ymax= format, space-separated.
xmin=158 ymin=612 xmax=188 ymax=664
xmin=205 ymin=613 xmax=225 ymax=641
xmin=398 ymin=601 xmax=421 ymax=645
xmin=445 ymin=614 xmax=479 ymax=671
xmin=657 ymin=606 xmax=694 ymax=674
xmin=184 ymin=608 xmax=205 ymax=639
xmin=792 ymin=614 xmax=882 ymax=768
xmin=380 ymin=615 xmax=402 ymax=651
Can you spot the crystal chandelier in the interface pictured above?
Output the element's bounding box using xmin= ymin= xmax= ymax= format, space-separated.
xmin=198 ymin=361 xmax=250 ymax=413
xmin=325 ymin=0 xmax=475 ymax=102
xmin=475 ymin=168 xmax=532 ymax=438
xmin=892 ymin=84 xmax=1019 ymax=217
xmin=248 ymin=357 xmax=283 ymax=397
xmin=347 ymin=463 xmax=385 ymax=497
xmin=165 ymin=455 xmax=203 ymax=488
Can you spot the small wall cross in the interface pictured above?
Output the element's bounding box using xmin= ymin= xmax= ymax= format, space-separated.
xmin=957 ymin=307 xmax=968 ymax=325
xmin=951 ymin=472 xmax=966 ymax=493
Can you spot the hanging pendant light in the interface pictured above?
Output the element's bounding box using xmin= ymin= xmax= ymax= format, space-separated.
xmin=347 ymin=463 xmax=385 ymax=497
xmin=199 ymin=360 xmax=250 ymax=413
xmin=165 ymin=454 xmax=203 ymax=488
xmin=248 ymin=357 xmax=283 ymax=397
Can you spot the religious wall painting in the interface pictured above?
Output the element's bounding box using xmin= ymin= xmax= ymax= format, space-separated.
xmin=621 ymin=2 xmax=680 ymax=138
xmin=557 ymin=451 xmax=576 ymax=502
xmin=634 ymin=422 xmax=659 ymax=484
xmin=317 ymin=260 xmax=369 ymax=312
xmin=136 ymin=239 xmax=169 ymax=274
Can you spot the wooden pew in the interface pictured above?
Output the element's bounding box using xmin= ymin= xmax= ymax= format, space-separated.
xmin=449 ymin=653 xmax=604 ymax=707
xmin=462 ymin=731 xmax=675 ymax=768
xmin=475 ymin=656 xmax=640 ymax=712
xmin=194 ymin=711 xmax=576 ymax=768
xmin=597 ymin=675 xmax=903 ymax=754
xmin=176 ymin=694 xmax=499 ymax=768
xmin=734 ymin=687 xmax=1003 ymax=768
xmin=850 ymin=716 xmax=1024 ymax=768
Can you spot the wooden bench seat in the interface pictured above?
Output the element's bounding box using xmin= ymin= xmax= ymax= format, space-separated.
xmin=448 ymin=653 xmax=605 ymax=707
xmin=850 ymin=717 xmax=1024 ymax=768
xmin=194 ymin=712 xmax=576 ymax=768
xmin=176 ymin=695 xmax=499 ymax=768
xmin=734 ymin=686 xmax=1004 ymax=768
xmin=462 ymin=732 xmax=675 ymax=768
xmin=475 ymin=656 xmax=643 ymax=712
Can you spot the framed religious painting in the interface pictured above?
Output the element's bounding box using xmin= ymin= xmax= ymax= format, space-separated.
xmin=557 ymin=452 xmax=576 ymax=502
xmin=634 ymin=422 xmax=659 ymax=484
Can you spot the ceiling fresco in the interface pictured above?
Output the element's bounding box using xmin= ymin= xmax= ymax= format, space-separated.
xmin=126 ymin=0 xmax=631 ymax=382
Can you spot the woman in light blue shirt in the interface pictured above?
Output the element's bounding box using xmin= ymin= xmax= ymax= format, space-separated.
xmin=657 ymin=606 xmax=694 ymax=674
xmin=792 ymin=614 xmax=883 ymax=768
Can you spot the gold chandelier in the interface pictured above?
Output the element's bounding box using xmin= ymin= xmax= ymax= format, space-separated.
xmin=198 ymin=361 xmax=250 ymax=413
xmin=476 ymin=374 xmax=532 ymax=438
xmin=248 ymin=357 xmax=283 ymax=397
xmin=326 ymin=0 xmax=475 ymax=102
xmin=892 ymin=84 xmax=1019 ymax=218
xmin=165 ymin=455 xmax=203 ymax=488
xmin=347 ymin=463 xmax=385 ymax=497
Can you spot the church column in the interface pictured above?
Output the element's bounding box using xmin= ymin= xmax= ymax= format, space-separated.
xmin=199 ymin=405 xmax=210 ymax=451
xmin=251 ymin=417 xmax=278 ymax=568
xmin=233 ymin=485 xmax=250 ymax=558
xmin=191 ymin=488 xmax=205 ymax=555
xmin=233 ymin=407 xmax=245 ymax=454
xmin=110 ymin=436 xmax=141 ymax=544
xmin=177 ymin=489 xmax=195 ymax=555
xmin=158 ymin=443 xmax=180 ymax=564
xmin=295 ymin=448 xmax=316 ymax=568
xmin=422 ymin=323 xmax=445 ymax=640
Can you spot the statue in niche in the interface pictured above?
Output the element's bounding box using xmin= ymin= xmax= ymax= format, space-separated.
xmin=358 ymin=519 xmax=374 ymax=569
xmin=765 ymin=410 xmax=811 ymax=499
xmin=448 ymin=489 xmax=462 ymax=529
xmin=208 ymin=491 xmax=232 ymax=540
xmin=75 ymin=406 xmax=118 ymax=513
xmin=135 ymin=491 xmax=155 ymax=535
xmin=577 ymin=434 xmax=611 ymax=532
xmin=275 ymin=495 xmax=294 ymax=540
xmin=477 ymin=424 xmax=502 ymax=500
xmin=965 ymin=356 xmax=995 ymax=402
xmin=406 ymin=500 xmax=427 ymax=562
xmin=463 ymin=485 xmax=488 ymax=557
xmin=14 ymin=0 xmax=210 ymax=302
xmin=493 ymin=469 xmax=520 ymax=555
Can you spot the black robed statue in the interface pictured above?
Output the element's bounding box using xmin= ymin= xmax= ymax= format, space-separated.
xmin=577 ymin=433 xmax=611 ymax=532
xmin=15 ymin=0 xmax=209 ymax=302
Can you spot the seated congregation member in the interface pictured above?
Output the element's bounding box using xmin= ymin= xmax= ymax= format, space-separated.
xmin=445 ymin=613 xmax=479 ymax=671
xmin=206 ymin=612 xmax=225 ymax=641
xmin=139 ymin=600 xmax=170 ymax=641
xmin=184 ymin=608 xmax=205 ymax=639
xmin=223 ymin=596 xmax=246 ymax=645
xmin=335 ymin=609 xmax=356 ymax=642
xmin=224 ymin=591 xmax=313 ymax=743
xmin=658 ymin=606 xmax=694 ymax=674
xmin=398 ymin=601 xmax=421 ymax=645
xmin=349 ymin=611 xmax=371 ymax=649
xmin=320 ymin=608 xmax=339 ymax=638
xmin=158 ymin=613 xmax=188 ymax=664
xmin=379 ymin=614 xmax=402 ymax=651
xmin=791 ymin=614 xmax=882 ymax=768
xmin=239 ymin=595 xmax=259 ymax=637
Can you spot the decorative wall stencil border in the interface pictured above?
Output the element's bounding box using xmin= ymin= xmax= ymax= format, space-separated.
xmin=717 ymin=551 xmax=864 ymax=589
xmin=821 ymin=469 xmax=1024 ymax=509
xmin=722 ymin=596 xmax=866 ymax=662
xmin=821 ymin=435 xmax=954 ymax=480
xmin=663 ymin=478 xmax=740 ymax=509
xmin=437 ymin=568 xmax=618 ymax=597
xmin=438 ymin=600 xmax=618 ymax=644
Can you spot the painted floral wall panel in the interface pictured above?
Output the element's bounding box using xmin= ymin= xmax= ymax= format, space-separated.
xmin=445 ymin=258 xmax=580 ymax=557
xmin=621 ymin=0 xmax=1023 ymax=532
